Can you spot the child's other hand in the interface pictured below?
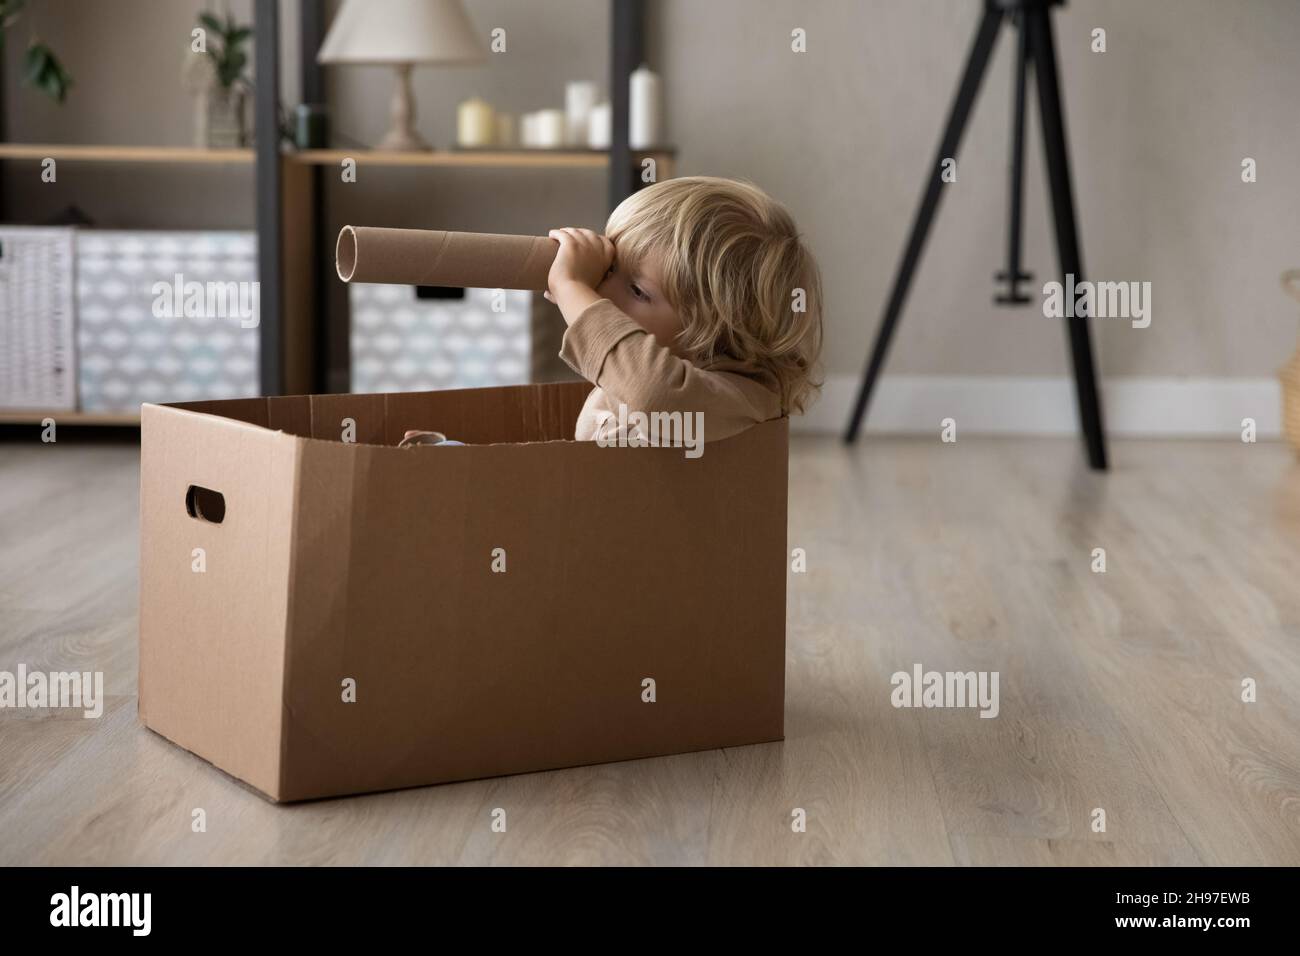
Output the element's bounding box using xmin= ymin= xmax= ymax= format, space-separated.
xmin=545 ymin=227 xmax=614 ymax=304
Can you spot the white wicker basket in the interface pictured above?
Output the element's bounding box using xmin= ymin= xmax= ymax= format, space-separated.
xmin=0 ymin=226 xmax=77 ymax=410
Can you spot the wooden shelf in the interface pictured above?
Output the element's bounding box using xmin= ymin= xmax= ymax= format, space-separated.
xmin=0 ymin=144 xmax=254 ymax=164
xmin=0 ymin=409 xmax=140 ymax=426
xmin=0 ymin=143 xmax=675 ymax=169
xmin=290 ymin=147 xmax=676 ymax=170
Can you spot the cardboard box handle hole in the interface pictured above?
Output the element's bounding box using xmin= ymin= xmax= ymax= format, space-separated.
xmin=185 ymin=485 xmax=226 ymax=524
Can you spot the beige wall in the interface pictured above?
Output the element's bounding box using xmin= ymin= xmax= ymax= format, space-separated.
xmin=650 ymin=0 xmax=1300 ymax=379
xmin=6 ymin=0 xmax=1299 ymax=381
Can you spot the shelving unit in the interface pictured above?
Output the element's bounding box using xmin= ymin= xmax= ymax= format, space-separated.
xmin=0 ymin=142 xmax=313 ymax=417
xmin=1 ymin=0 xmax=657 ymax=426
xmin=292 ymin=0 xmax=659 ymax=396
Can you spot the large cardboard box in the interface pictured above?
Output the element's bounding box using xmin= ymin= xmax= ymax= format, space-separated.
xmin=139 ymin=381 xmax=788 ymax=802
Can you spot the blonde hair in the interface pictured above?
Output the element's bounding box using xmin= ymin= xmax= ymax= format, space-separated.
xmin=605 ymin=176 xmax=823 ymax=415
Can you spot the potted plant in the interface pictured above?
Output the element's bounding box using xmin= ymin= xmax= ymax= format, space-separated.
xmin=196 ymin=9 xmax=252 ymax=148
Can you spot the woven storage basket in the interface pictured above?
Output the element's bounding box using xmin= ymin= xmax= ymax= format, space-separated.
xmin=1281 ymin=271 xmax=1300 ymax=455
xmin=0 ymin=226 xmax=77 ymax=410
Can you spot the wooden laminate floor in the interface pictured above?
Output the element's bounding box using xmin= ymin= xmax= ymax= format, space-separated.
xmin=1 ymin=435 xmax=1298 ymax=865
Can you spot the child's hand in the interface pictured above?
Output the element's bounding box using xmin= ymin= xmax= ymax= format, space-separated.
xmin=545 ymin=227 xmax=614 ymax=301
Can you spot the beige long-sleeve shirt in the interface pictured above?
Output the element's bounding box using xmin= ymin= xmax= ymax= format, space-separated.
xmin=558 ymin=297 xmax=784 ymax=444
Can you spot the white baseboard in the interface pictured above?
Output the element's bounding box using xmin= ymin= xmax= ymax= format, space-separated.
xmin=795 ymin=375 xmax=1282 ymax=438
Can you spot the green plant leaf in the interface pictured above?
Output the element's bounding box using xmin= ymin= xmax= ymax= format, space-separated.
xmin=23 ymin=42 xmax=72 ymax=103
xmin=198 ymin=12 xmax=222 ymax=35
xmin=23 ymin=42 xmax=48 ymax=84
xmin=48 ymin=67 xmax=73 ymax=103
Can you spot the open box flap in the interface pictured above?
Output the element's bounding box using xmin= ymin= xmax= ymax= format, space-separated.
xmin=167 ymin=381 xmax=592 ymax=447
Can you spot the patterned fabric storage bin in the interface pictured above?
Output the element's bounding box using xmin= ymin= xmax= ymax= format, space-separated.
xmin=350 ymin=284 xmax=533 ymax=393
xmin=75 ymin=230 xmax=259 ymax=412
xmin=0 ymin=226 xmax=77 ymax=410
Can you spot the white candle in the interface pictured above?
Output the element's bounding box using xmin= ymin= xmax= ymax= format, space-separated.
xmin=565 ymin=81 xmax=598 ymax=147
xmin=457 ymin=97 xmax=495 ymax=147
xmin=534 ymin=109 xmax=566 ymax=148
xmin=587 ymin=102 xmax=611 ymax=149
xmin=629 ymin=64 xmax=661 ymax=148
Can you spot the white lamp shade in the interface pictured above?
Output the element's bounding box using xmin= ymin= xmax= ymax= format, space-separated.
xmin=317 ymin=0 xmax=487 ymax=66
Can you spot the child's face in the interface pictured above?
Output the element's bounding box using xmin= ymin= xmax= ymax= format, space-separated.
xmin=597 ymin=251 xmax=684 ymax=354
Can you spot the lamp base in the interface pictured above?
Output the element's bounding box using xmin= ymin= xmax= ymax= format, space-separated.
xmin=377 ymin=126 xmax=433 ymax=152
xmin=378 ymin=63 xmax=433 ymax=152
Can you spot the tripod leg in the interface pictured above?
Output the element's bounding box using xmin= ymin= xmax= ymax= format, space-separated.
xmin=1026 ymin=6 xmax=1108 ymax=470
xmin=994 ymin=11 xmax=1032 ymax=305
xmin=844 ymin=5 xmax=1003 ymax=444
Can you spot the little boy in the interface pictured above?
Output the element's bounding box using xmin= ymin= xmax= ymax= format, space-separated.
xmin=545 ymin=176 xmax=822 ymax=444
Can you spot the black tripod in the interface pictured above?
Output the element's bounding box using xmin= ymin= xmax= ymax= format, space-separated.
xmin=844 ymin=0 xmax=1107 ymax=470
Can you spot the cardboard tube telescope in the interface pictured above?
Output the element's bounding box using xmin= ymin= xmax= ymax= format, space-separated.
xmin=335 ymin=225 xmax=559 ymax=291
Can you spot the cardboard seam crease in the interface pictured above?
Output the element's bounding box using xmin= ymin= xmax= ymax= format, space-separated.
xmin=427 ymin=231 xmax=450 ymax=287
xmin=281 ymin=435 xmax=343 ymax=799
xmin=343 ymin=441 xmax=383 ymax=786
xmin=276 ymin=433 xmax=304 ymax=799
